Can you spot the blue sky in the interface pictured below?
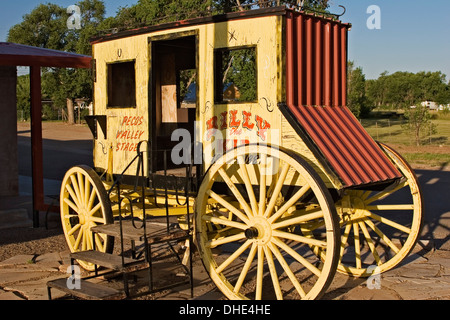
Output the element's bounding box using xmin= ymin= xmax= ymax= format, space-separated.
xmin=1 ymin=0 xmax=449 ymax=80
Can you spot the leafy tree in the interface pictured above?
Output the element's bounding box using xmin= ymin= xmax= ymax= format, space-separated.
xmin=107 ymin=0 xmax=331 ymax=31
xmin=219 ymin=0 xmax=329 ymax=12
xmin=220 ymin=48 xmax=257 ymax=102
xmin=8 ymin=4 xmax=67 ymax=50
xmin=365 ymin=70 xmax=449 ymax=110
xmin=347 ymin=61 xmax=371 ymax=118
xmin=16 ymin=75 xmax=31 ymax=121
xmin=403 ymin=102 xmax=437 ymax=146
xmin=8 ymin=1 xmax=106 ymax=124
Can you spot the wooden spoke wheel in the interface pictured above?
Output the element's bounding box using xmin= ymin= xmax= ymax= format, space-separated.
xmin=60 ymin=165 xmax=114 ymax=271
xmin=195 ymin=144 xmax=340 ymax=300
xmin=305 ymin=143 xmax=423 ymax=277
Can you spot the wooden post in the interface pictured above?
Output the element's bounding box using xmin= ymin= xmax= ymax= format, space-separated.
xmin=0 ymin=66 xmax=19 ymax=197
xmin=30 ymin=65 xmax=44 ymax=228
xmin=67 ymin=98 xmax=75 ymax=124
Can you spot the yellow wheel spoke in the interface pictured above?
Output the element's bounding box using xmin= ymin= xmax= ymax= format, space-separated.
xmin=68 ymin=224 xmax=81 ymax=236
xmin=339 ymin=223 xmax=352 ymax=260
xmin=73 ymin=228 xmax=83 ymax=251
xmin=364 ymin=218 xmax=400 ymax=254
xmin=81 ymin=230 xmax=87 ymax=251
xmin=84 ymin=178 xmax=91 ymax=210
xmin=272 ymin=230 xmax=327 ymax=248
xmin=91 ymin=216 xmax=106 ymax=224
xmin=366 ymin=204 xmax=414 ymax=211
xmin=207 ymin=190 xmax=250 ymax=225
xmin=215 ymin=240 xmax=252 ymax=274
xmin=259 ymin=153 xmax=267 ymax=216
xmin=268 ymin=185 xmax=311 ymax=224
xmin=263 ymin=246 xmax=283 ymax=300
xmin=63 ymin=197 xmax=79 ymax=213
xmin=272 ymin=207 xmax=323 ymax=230
xmin=87 ymin=231 xmax=94 ymax=251
xmin=358 ymin=221 xmax=381 ymax=266
xmin=365 ymin=212 xmax=411 ymax=234
xmin=94 ymin=234 xmax=105 ymax=252
xmin=234 ymin=243 xmax=258 ymax=294
xmin=237 ymin=156 xmax=258 ymax=216
xmin=77 ymin=172 xmax=85 ymax=205
xmin=264 ymin=162 xmax=290 ymax=218
xmin=272 ymin=237 xmax=321 ymax=277
xmin=202 ymin=215 xmax=248 ymax=230
xmin=255 ymin=246 xmax=264 ymax=300
xmin=89 ymin=202 xmax=102 ymax=217
xmin=70 ymin=175 xmax=83 ymax=208
xmin=353 ymin=223 xmax=361 ymax=269
xmin=365 ymin=180 xmax=408 ymax=205
xmin=218 ymin=168 xmax=254 ymax=219
xmin=65 ymin=184 xmax=81 ymax=209
xmin=63 ymin=214 xmax=79 ymax=219
xmin=87 ymin=188 xmax=97 ymax=212
xmin=268 ymin=242 xmax=306 ymax=298
xmin=206 ymin=232 xmax=246 ymax=248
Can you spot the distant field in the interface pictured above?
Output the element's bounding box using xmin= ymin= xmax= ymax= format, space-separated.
xmin=360 ymin=112 xmax=450 ymax=169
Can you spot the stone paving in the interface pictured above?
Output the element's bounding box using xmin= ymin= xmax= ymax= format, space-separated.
xmin=0 ymin=240 xmax=448 ymax=300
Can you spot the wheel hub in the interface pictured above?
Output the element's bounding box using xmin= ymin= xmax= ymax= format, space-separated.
xmin=339 ymin=194 xmax=367 ymax=221
xmin=78 ymin=212 xmax=86 ymax=225
xmin=247 ymin=217 xmax=272 ymax=245
xmin=245 ymin=227 xmax=259 ymax=239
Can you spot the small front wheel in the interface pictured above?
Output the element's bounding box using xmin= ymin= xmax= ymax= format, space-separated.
xmin=60 ymin=165 xmax=114 ymax=271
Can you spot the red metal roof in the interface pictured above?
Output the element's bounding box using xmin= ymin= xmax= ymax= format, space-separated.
xmin=0 ymin=42 xmax=91 ymax=68
xmin=284 ymin=104 xmax=402 ymax=187
xmin=284 ymin=10 xmax=402 ymax=188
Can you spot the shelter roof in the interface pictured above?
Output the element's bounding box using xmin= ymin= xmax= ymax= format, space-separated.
xmin=0 ymin=42 xmax=91 ymax=68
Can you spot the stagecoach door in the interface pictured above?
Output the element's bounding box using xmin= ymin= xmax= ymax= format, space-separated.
xmin=149 ymin=31 xmax=198 ymax=191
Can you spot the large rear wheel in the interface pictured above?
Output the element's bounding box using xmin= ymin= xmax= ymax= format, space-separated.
xmin=195 ymin=144 xmax=340 ymax=300
xmin=335 ymin=143 xmax=424 ymax=277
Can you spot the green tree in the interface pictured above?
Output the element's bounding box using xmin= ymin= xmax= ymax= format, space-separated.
xmin=8 ymin=1 xmax=106 ymax=124
xmin=108 ymin=0 xmax=331 ymax=31
xmin=16 ymin=75 xmax=31 ymax=121
xmin=347 ymin=61 xmax=371 ymax=118
xmin=365 ymin=71 xmax=449 ymax=110
xmin=223 ymin=0 xmax=329 ymax=12
xmin=403 ymin=102 xmax=437 ymax=146
xmin=7 ymin=4 xmax=66 ymax=50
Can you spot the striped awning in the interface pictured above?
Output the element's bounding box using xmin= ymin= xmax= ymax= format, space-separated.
xmin=284 ymin=10 xmax=401 ymax=187
xmin=284 ymin=104 xmax=402 ymax=187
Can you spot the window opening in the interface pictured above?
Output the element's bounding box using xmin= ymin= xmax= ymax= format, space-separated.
xmin=215 ymin=47 xmax=257 ymax=103
xmin=107 ymin=61 xmax=136 ymax=108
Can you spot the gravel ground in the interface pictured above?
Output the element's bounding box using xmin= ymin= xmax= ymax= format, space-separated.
xmin=0 ymin=226 xmax=67 ymax=263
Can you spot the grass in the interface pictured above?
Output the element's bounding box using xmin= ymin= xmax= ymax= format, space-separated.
xmin=402 ymin=152 xmax=450 ymax=168
xmin=360 ymin=111 xmax=450 ymax=168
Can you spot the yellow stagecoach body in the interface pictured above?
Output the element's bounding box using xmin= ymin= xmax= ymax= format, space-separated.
xmin=90 ymin=8 xmax=333 ymax=190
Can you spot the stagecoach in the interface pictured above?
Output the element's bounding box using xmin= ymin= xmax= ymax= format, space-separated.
xmin=48 ymin=5 xmax=423 ymax=300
